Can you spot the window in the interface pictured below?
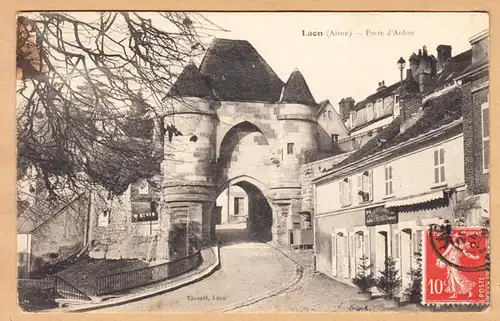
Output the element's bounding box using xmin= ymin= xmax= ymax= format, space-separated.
xmin=482 ymin=99 xmax=489 ymax=172
xmin=357 ymin=171 xmax=373 ymax=203
xmin=328 ymin=110 xmax=332 ymax=118
xmin=395 ymin=95 xmax=400 ymax=104
xmin=287 ymin=143 xmax=294 ymax=154
xmin=331 ymin=134 xmax=339 ymax=145
xmin=234 ymin=197 xmax=245 ymax=215
xmin=433 ymin=148 xmax=446 ymax=184
xmin=339 ymin=178 xmax=352 ymax=206
xmin=385 ymin=166 xmax=393 ymax=195
xmin=138 ymin=180 xmax=149 ymax=194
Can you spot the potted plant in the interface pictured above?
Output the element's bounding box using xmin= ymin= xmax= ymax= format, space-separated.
xmin=352 ymin=254 xmax=375 ymax=301
xmin=375 ymin=257 xmax=402 ymax=308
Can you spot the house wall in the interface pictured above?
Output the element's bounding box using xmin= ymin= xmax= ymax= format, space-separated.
xmin=316 ymin=101 xmax=349 ymax=152
xmin=299 ymin=152 xmax=354 ymax=214
xmin=313 ymin=133 xmax=465 ymax=290
xmin=316 ymin=134 xmax=464 ymax=215
xmin=216 ymin=185 xmax=249 ymax=224
xmin=462 ymin=75 xmax=489 ymax=195
xmin=28 ymin=195 xmax=88 ymax=273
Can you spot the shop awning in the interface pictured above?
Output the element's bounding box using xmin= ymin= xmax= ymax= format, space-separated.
xmin=385 ymin=190 xmax=446 ymax=208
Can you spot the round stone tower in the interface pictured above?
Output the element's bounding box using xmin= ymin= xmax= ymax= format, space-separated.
xmin=271 ymin=69 xmax=318 ymax=245
xmin=159 ymin=62 xmax=218 ymax=258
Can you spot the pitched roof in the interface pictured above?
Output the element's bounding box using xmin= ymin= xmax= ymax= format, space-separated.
xmin=352 ymin=81 xmax=402 ymax=111
xmin=281 ymin=69 xmax=317 ymax=106
xmin=330 ymin=87 xmax=463 ymax=172
xmin=316 ymin=99 xmax=330 ymax=116
xmin=435 ymin=49 xmax=472 ymax=89
xmin=457 ymin=55 xmax=488 ymax=79
xmin=165 ymin=62 xmax=215 ymax=99
xmin=199 ymin=38 xmax=284 ymax=102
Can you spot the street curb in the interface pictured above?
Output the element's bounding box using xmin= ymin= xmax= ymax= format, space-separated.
xmin=64 ymin=246 xmax=221 ymax=313
xmin=219 ymin=243 xmax=305 ymax=312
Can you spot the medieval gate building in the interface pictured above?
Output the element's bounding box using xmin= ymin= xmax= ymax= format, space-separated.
xmin=161 ymin=38 xmax=320 ymax=248
xmin=89 ymin=38 xmax=345 ymax=261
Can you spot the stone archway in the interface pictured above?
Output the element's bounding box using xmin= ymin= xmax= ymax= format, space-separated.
xmin=215 ymin=121 xmax=274 ymax=189
xmin=213 ymin=175 xmax=277 ymax=245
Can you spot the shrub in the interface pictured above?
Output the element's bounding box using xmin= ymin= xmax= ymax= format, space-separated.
xmin=18 ymin=283 xmax=58 ymax=312
xmin=351 ymin=255 xmax=375 ymax=293
xmin=375 ymin=257 xmax=402 ymax=299
xmin=403 ymin=244 xmax=423 ymax=303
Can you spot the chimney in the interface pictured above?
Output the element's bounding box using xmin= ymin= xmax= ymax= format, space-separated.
xmin=338 ymin=97 xmax=355 ymax=121
xmin=399 ymin=68 xmax=423 ymax=132
xmin=409 ymin=53 xmax=419 ymax=82
xmin=406 ymin=68 xmax=413 ymax=81
xmin=436 ymin=45 xmax=452 ymax=72
xmin=416 ymin=46 xmax=436 ymax=93
xmin=377 ymin=80 xmax=387 ymax=92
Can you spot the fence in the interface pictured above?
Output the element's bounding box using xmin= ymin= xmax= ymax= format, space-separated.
xmin=18 ymin=278 xmax=55 ymax=290
xmin=54 ymin=276 xmax=92 ymax=301
xmin=96 ymin=249 xmax=202 ymax=296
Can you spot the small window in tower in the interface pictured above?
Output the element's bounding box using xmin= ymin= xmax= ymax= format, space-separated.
xmin=287 ymin=143 xmax=294 ymax=154
xmin=328 ymin=111 xmax=332 ymax=118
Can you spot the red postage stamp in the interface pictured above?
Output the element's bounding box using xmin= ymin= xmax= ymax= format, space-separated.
xmin=423 ymin=226 xmax=489 ymax=305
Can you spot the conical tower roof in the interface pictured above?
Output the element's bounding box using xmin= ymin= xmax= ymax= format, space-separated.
xmin=281 ymin=69 xmax=317 ymax=106
xmin=165 ymin=62 xmax=215 ymax=99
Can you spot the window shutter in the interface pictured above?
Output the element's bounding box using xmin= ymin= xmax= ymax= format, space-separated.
xmin=389 ymin=166 xmax=393 ymax=194
xmin=348 ymin=179 xmax=353 ymax=205
xmin=332 ymin=234 xmax=338 ymax=276
xmin=339 ymin=181 xmax=344 ymax=206
xmin=364 ymin=231 xmax=371 ymax=274
xmin=343 ymin=236 xmax=350 ymax=278
xmin=350 ymin=234 xmax=355 ymax=278
xmin=440 ymin=148 xmax=446 ymax=182
xmin=368 ymin=170 xmax=374 ymax=200
xmin=434 ymin=150 xmax=439 ymax=183
xmin=394 ymin=232 xmax=400 ymax=258
xmin=357 ymin=175 xmax=362 ymax=202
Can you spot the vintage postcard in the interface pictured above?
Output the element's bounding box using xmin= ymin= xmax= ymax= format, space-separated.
xmin=15 ymin=12 xmax=490 ymax=313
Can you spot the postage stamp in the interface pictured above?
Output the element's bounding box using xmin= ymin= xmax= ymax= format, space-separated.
xmin=423 ymin=226 xmax=489 ymax=305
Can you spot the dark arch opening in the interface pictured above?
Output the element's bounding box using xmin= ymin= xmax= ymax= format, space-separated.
xmin=214 ymin=179 xmax=273 ymax=247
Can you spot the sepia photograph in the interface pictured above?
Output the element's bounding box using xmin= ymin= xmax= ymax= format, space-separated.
xmin=15 ymin=11 xmax=489 ymax=313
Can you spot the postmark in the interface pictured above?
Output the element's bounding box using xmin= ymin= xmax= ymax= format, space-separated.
xmin=423 ymin=225 xmax=489 ymax=305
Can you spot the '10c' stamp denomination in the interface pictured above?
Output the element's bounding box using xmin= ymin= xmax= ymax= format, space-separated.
xmin=423 ymin=226 xmax=489 ymax=305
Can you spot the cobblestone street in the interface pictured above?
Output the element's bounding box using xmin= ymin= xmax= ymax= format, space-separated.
xmin=95 ymin=224 xmax=419 ymax=312
xmin=96 ymin=224 xmax=298 ymax=312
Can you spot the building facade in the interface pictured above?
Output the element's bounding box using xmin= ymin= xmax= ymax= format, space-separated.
xmin=215 ymin=185 xmax=249 ymax=224
xmin=456 ymin=30 xmax=490 ymax=226
xmin=311 ymin=39 xmax=484 ymax=295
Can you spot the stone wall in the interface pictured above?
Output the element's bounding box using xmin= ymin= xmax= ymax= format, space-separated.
xmin=89 ymin=187 xmax=162 ymax=261
xmin=27 ymin=195 xmax=88 ymax=273
xmin=300 ymin=152 xmax=354 ymax=214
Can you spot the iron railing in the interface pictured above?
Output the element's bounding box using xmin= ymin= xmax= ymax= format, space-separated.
xmin=96 ymin=250 xmax=202 ymax=296
xmin=54 ymin=276 xmax=92 ymax=301
xmin=18 ymin=278 xmax=55 ymax=290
